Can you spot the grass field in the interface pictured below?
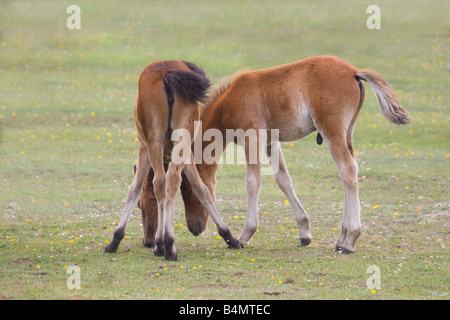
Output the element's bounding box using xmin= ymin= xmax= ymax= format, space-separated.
xmin=0 ymin=0 xmax=448 ymax=300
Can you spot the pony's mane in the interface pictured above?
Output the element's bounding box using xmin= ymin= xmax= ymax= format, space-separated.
xmin=199 ymin=68 xmax=250 ymax=116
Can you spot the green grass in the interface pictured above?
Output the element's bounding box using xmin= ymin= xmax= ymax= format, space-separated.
xmin=0 ymin=0 xmax=448 ymax=300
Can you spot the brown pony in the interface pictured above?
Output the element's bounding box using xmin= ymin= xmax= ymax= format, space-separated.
xmin=104 ymin=60 xmax=241 ymax=261
xmin=136 ymin=56 xmax=410 ymax=255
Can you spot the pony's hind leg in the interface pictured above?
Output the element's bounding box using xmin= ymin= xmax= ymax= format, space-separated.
xmin=147 ymin=145 xmax=167 ymax=258
xmin=104 ymin=143 xmax=150 ymax=253
xmin=323 ymin=133 xmax=361 ymax=254
xmin=161 ymin=162 xmax=185 ymax=261
xmin=267 ymin=142 xmax=312 ymax=246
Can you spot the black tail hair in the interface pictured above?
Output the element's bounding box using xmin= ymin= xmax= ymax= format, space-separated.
xmin=162 ymin=62 xmax=210 ymax=133
xmin=163 ymin=63 xmax=211 ymax=106
xmin=182 ymin=60 xmax=209 ymax=80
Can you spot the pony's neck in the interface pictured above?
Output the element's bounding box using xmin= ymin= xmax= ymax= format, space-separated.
xmin=195 ymin=68 xmax=248 ymax=172
xmin=193 ymin=93 xmax=228 ymax=177
xmin=200 ymin=98 xmax=223 ymax=134
xmin=198 ymin=67 xmax=248 ymax=135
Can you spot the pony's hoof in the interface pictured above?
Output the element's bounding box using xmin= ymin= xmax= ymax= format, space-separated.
xmin=164 ymin=243 xmax=178 ymax=261
xmin=104 ymin=229 xmax=124 ymax=253
xmin=165 ymin=252 xmax=178 ymax=261
xmin=299 ymin=238 xmax=311 ymax=247
xmin=154 ymin=245 xmax=165 ymax=257
xmin=104 ymin=242 xmax=118 ymax=253
xmin=142 ymin=238 xmax=155 ymax=248
xmin=227 ymin=238 xmax=243 ymax=249
xmin=339 ymin=247 xmax=355 ymax=254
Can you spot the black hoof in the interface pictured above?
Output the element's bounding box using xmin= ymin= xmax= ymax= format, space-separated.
xmin=154 ymin=245 xmax=165 ymax=257
xmin=142 ymin=238 xmax=155 ymax=248
xmin=218 ymin=229 xmax=241 ymax=249
xmin=339 ymin=248 xmax=354 ymax=254
xmin=103 ymin=243 xmax=118 ymax=253
xmin=226 ymin=238 xmax=243 ymax=249
xmin=165 ymin=252 xmax=178 ymax=261
xmin=104 ymin=228 xmax=124 ymax=253
xmin=164 ymin=239 xmax=177 ymax=261
xmin=299 ymin=238 xmax=311 ymax=247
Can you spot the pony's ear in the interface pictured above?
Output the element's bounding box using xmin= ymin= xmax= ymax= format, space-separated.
xmin=133 ymin=165 xmax=137 ymax=176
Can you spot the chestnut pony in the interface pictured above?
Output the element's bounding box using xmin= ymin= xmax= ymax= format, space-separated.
xmin=114 ymin=56 xmax=410 ymax=257
xmin=104 ymin=60 xmax=241 ymax=261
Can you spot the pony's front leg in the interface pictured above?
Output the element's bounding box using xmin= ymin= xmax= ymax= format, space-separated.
xmin=267 ymin=142 xmax=312 ymax=246
xmin=104 ymin=143 xmax=150 ymax=253
xmin=183 ymin=154 xmax=241 ymax=249
xmin=238 ymin=162 xmax=261 ymax=247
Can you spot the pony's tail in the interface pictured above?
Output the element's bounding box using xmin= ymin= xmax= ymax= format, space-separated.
xmin=163 ymin=64 xmax=211 ymax=106
xmin=356 ymin=69 xmax=410 ymax=125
